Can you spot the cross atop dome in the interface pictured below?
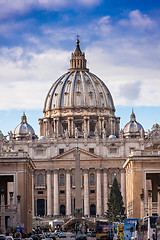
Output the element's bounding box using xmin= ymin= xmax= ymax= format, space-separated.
xmin=130 ymin=109 xmax=136 ymax=122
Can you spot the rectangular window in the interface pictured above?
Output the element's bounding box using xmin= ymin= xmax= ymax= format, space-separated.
xmin=59 ymin=149 xmax=64 ymax=155
xmin=60 ymin=190 xmax=65 ymax=194
xmin=110 ymin=148 xmax=117 ymax=154
xmin=38 ymin=191 xmax=43 ymax=194
xmin=89 ymin=148 xmax=94 ymax=154
xmin=90 ymin=190 xmax=95 ymax=193
xmin=130 ymin=148 xmax=135 ymax=153
xmin=36 ymin=149 xmax=44 ymax=155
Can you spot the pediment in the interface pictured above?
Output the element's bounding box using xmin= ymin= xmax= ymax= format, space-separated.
xmin=53 ymin=147 xmax=102 ymax=161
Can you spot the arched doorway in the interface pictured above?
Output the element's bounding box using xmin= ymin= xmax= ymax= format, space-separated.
xmin=37 ymin=199 xmax=45 ymax=216
xmin=60 ymin=205 xmax=66 ymax=216
xmin=90 ymin=204 xmax=96 ymax=216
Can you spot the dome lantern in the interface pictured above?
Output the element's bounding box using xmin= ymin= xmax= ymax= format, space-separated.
xmin=68 ymin=37 xmax=88 ymax=71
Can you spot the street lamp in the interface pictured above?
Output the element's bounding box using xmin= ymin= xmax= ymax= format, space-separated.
xmin=17 ymin=195 xmax=21 ymax=202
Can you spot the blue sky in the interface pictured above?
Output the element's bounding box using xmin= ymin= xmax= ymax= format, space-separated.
xmin=0 ymin=0 xmax=160 ymax=136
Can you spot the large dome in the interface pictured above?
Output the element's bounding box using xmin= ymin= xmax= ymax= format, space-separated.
xmin=43 ymin=39 xmax=115 ymax=113
xmin=39 ymin=39 xmax=120 ymax=139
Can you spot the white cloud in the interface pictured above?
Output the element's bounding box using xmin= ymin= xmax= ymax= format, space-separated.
xmin=119 ymin=10 xmax=156 ymax=29
xmin=0 ymin=42 xmax=160 ymax=111
xmin=86 ymin=44 xmax=160 ymax=107
xmin=0 ymin=0 xmax=101 ymax=19
xmin=0 ymin=47 xmax=70 ymax=110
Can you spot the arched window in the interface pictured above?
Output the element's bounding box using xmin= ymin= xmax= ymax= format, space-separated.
xmin=90 ymin=173 xmax=95 ymax=185
xmin=37 ymin=173 xmax=44 ymax=185
xmin=60 ymin=174 xmax=65 ymax=186
xmin=111 ymin=172 xmax=117 ymax=184
xmin=60 ymin=205 xmax=66 ymax=216
xmin=90 ymin=204 xmax=96 ymax=216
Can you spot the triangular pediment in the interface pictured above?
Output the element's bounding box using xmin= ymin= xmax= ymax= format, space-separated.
xmin=53 ymin=147 xmax=102 ymax=161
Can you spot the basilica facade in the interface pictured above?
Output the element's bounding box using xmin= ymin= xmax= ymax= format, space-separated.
xmin=0 ymin=40 xmax=160 ymax=233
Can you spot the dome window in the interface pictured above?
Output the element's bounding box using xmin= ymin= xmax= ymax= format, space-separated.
xmin=67 ymin=80 xmax=71 ymax=84
xmin=99 ymin=92 xmax=103 ymax=97
xmin=89 ymin=91 xmax=93 ymax=98
xmin=86 ymin=79 xmax=90 ymax=84
xmin=76 ymin=79 xmax=81 ymax=84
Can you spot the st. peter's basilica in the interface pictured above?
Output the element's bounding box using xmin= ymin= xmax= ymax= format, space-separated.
xmin=0 ymin=39 xmax=160 ymax=233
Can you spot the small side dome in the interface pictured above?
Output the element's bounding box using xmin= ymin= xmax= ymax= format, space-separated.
xmin=123 ymin=110 xmax=144 ymax=138
xmin=14 ymin=113 xmax=36 ymax=140
xmin=109 ymin=135 xmax=116 ymax=139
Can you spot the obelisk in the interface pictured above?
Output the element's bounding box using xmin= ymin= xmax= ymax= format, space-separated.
xmin=74 ymin=128 xmax=82 ymax=218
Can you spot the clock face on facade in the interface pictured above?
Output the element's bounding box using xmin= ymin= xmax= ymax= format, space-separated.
xmin=153 ymin=131 xmax=160 ymax=138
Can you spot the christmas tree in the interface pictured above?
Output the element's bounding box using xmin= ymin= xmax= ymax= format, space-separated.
xmin=105 ymin=177 xmax=126 ymax=222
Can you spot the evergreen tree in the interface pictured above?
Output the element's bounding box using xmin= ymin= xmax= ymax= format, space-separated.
xmin=105 ymin=177 xmax=126 ymax=222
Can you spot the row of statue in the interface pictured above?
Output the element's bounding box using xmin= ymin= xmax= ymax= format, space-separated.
xmin=63 ymin=127 xmax=107 ymax=139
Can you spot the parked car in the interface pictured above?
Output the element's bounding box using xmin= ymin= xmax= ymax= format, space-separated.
xmin=90 ymin=231 xmax=96 ymax=237
xmin=5 ymin=237 xmax=14 ymax=240
xmin=0 ymin=235 xmax=5 ymax=240
xmin=54 ymin=230 xmax=60 ymax=236
xmin=58 ymin=232 xmax=66 ymax=238
xmin=75 ymin=234 xmax=87 ymax=240
xmin=70 ymin=232 xmax=76 ymax=238
xmin=46 ymin=234 xmax=56 ymax=240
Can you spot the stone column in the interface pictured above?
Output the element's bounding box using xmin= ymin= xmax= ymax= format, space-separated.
xmin=32 ymin=173 xmax=35 ymax=217
xmin=157 ymin=186 xmax=160 ymax=215
xmin=71 ymin=117 xmax=74 ymax=136
xmin=68 ymin=118 xmax=71 ymax=136
xmin=140 ymin=190 xmax=144 ymax=219
xmin=110 ymin=117 xmax=115 ymax=135
xmin=121 ymin=169 xmax=126 ymax=207
xmin=83 ymin=169 xmax=89 ymax=216
xmin=87 ymin=117 xmax=90 ymax=135
xmin=103 ymin=169 xmax=108 ymax=213
xmin=1 ymin=190 xmax=5 ymax=234
xmin=54 ymin=170 xmax=59 ymax=216
xmin=16 ymin=195 xmax=21 ymax=228
xmin=66 ymin=170 xmax=71 ymax=216
xmin=53 ymin=118 xmax=56 ymax=133
xmin=148 ymin=190 xmax=152 ymax=216
xmin=38 ymin=119 xmax=43 ymax=137
xmin=96 ymin=169 xmax=102 ymax=216
xmin=56 ymin=117 xmax=59 ymax=136
xmin=9 ymin=192 xmax=14 ymax=230
xmin=98 ymin=117 xmax=102 ymax=136
xmin=47 ymin=170 xmax=52 ymax=216
xmin=84 ymin=117 xmax=87 ymax=133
